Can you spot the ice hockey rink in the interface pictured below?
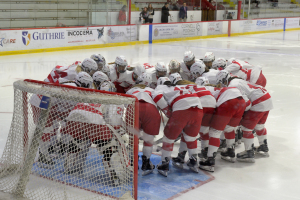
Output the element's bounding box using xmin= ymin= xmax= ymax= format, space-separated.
xmin=0 ymin=30 xmax=300 ymax=200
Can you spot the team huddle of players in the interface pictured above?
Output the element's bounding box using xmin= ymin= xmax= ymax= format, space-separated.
xmin=34 ymin=51 xmax=272 ymax=180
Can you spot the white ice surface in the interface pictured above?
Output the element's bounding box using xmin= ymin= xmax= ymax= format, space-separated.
xmin=1 ymin=30 xmax=300 ymax=200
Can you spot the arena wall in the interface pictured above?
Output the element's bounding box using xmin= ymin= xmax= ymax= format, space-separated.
xmin=1 ymin=17 xmax=300 ymax=56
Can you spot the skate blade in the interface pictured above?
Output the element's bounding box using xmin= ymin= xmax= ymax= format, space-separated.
xmin=221 ymin=156 xmax=236 ymax=163
xmin=255 ymin=151 xmax=269 ymax=157
xmin=217 ymin=149 xmax=226 ymax=153
xmin=37 ymin=162 xmax=55 ymax=169
xmin=236 ymin=158 xmax=255 ymax=163
xmin=199 ymin=165 xmax=214 ymax=172
xmin=157 ymin=169 xmax=168 ymax=177
xmin=172 ymin=161 xmax=184 ymax=169
xmin=188 ymin=166 xmax=199 ymax=173
xmin=142 ymin=169 xmax=154 ymax=176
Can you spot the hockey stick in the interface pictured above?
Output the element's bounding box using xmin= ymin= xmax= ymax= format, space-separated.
xmin=154 ymin=109 xmax=166 ymax=145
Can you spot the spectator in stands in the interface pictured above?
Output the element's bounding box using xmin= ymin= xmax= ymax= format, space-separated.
xmin=179 ymin=2 xmax=188 ymax=22
xmin=201 ymin=0 xmax=215 ymax=10
xmin=161 ymin=3 xmax=171 ymax=23
xmin=227 ymin=12 xmax=233 ymax=19
xmin=140 ymin=7 xmax=149 ymax=23
xmin=118 ymin=5 xmax=127 ymax=25
xmin=148 ymin=4 xmax=155 ymax=23
xmin=171 ymin=3 xmax=179 ymax=10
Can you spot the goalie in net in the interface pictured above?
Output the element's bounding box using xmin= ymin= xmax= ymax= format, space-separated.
xmin=0 ymin=79 xmax=138 ymax=200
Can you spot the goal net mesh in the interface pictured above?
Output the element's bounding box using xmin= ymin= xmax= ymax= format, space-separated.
xmin=0 ymin=80 xmax=138 ymax=200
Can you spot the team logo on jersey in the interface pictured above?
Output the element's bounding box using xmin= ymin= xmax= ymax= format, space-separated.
xmin=22 ymin=31 xmax=31 ymax=46
xmin=97 ymin=28 xmax=104 ymax=39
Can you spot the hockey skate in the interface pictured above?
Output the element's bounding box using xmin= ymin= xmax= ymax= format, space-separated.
xmin=157 ymin=157 xmax=170 ymax=177
xmin=199 ymin=156 xmax=215 ymax=172
xmin=186 ymin=155 xmax=199 ymax=173
xmin=141 ymin=155 xmax=155 ymax=176
xmin=217 ymin=139 xmax=226 ymax=152
xmin=237 ymin=145 xmax=255 ymax=163
xmin=171 ymin=151 xmax=186 ymax=169
xmin=254 ymin=139 xmax=269 ymax=157
xmin=198 ymin=147 xmax=208 ymax=162
xmin=221 ymin=146 xmax=236 ymax=163
xmin=37 ymin=151 xmax=55 ymax=169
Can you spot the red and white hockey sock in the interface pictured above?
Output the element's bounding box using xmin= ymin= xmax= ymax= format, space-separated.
xmin=179 ymin=136 xmax=188 ymax=153
xmin=208 ymin=128 xmax=222 ymax=157
xmin=142 ymin=146 xmax=153 ymax=159
xmin=224 ymin=125 xmax=236 ymax=147
xmin=161 ymin=136 xmax=175 ymax=161
xmin=182 ymin=133 xmax=198 ymax=156
xmin=142 ymin=132 xmax=155 ymax=158
xmin=200 ymin=126 xmax=209 ymax=149
xmin=255 ymin=126 xmax=267 ymax=145
xmin=241 ymin=126 xmax=254 ymax=150
xmin=220 ymin=132 xmax=225 ymax=140
xmin=200 ymin=133 xmax=209 ymax=149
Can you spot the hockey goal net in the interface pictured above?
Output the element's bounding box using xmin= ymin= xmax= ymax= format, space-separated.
xmin=0 ymin=79 xmax=139 ymax=200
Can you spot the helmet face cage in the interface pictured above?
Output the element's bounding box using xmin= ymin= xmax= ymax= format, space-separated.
xmin=156 ymin=70 xmax=167 ymax=78
xmin=117 ymin=64 xmax=127 ymax=73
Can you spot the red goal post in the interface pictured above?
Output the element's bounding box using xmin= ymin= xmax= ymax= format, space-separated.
xmin=0 ymin=79 xmax=139 ymax=200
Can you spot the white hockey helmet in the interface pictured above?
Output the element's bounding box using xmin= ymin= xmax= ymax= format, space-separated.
xmin=190 ymin=62 xmax=206 ymax=78
xmin=212 ymin=58 xmax=227 ymax=70
xmin=90 ymin=54 xmax=106 ymax=70
xmin=183 ymin=51 xmax=195 ymax=63
xmin=81 ymin=58 xmax=98 ymax=76
xmin=155 ymin=62 xmax=167 ymax=78
xmin=100 ymin=81 xmax=116 ymax=92
xmin=75 ymin=72 xmax=94 ymax=89
xmin=92 ymin=71 xmax=109 ymax=88
xmin=195 ymin=77 xmax=210 ymax=86
xmin=227 ymin=58 xmax=236 ymax=66
xmin=115 ymin=55 xmax=128 ymax=73
xmin=216 ymin=70 xmax=230 ymax=85
xmin=102 ymin=64 xmax=111 ymax=77
xmin=133 ymin=64 xmax=146 ymax=81
xmin=203 ymin=52 xmax=215 ymax=62
xmin=169 ymin=73 xmax=182 ymax=85
xmin=157 ymin=77 xmax=171 ymax=86
xmin=168 ymin=59 xmax=180 ymax=74
xmin=137 ymin=73 xmax=152 ymax=87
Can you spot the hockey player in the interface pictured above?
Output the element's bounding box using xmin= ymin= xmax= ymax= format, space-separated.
xmin=132 ymin=64 xmax=146 ymax=83
xmin=225 ymin=59 xmax=267 ymax=87
xmin=212 ymin=58 xmax=227 ymax=70
xmin=199 ymin=82 xmax=246 ymax=172
xmin=180 ymin=51 xmax=201 ymax=81
xmin=155 ymin=73 xmax=203 ymax=176
xmin=190 ymin=61 xmax=219 ymax=85
xmin=109 ymin=55 xmax=135 ymax=93
xmin=93 ymin=71 xmax=110 ymax=90
xmin=36 ymin=72 xmax=94 ymax=169
xmin=168 ymin=59 xmax=181 ymax=74
xmin=172 ymin=77 xmax=216 ymax=168
xmin=217 ymin=70 xmax=273 ymax=162
xmin=45 ymin=58 xmax=98 ymax=84
xmin=152 ymin=62 xmax=168 ymax=87
xmin=90 ymin=54 xmax=106 ymax=71
xmin=126 ymin=73 xmax=161 ymax=176
xmin=203 ymin=52 xmax=215 ymax=69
